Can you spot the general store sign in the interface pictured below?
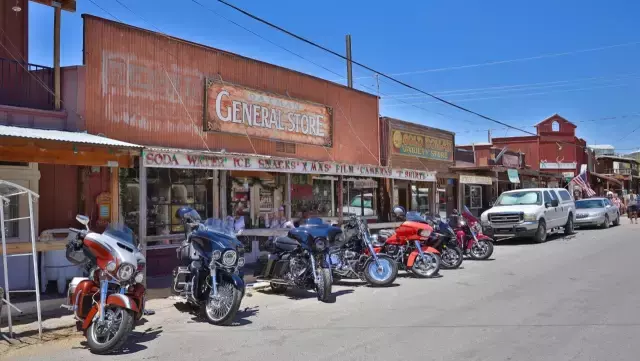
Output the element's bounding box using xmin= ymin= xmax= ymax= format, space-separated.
xmin=203 ymin=78 xmax=333 ymax=147
xmin=143 ymin=150 xmax=436 ymax=182
xmin=391 ymin=129 xmax=453 ymax=161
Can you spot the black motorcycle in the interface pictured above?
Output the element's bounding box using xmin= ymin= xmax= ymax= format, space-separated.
xmin=172 ymin=207 xmax=245 ymax=325
xmin=414 ymin=212 xmax=464 ymax=270
xmin=254 ymin=218 xmax=336 ymax=302
xmin=330 ymin=216 xmax=398 ymax=287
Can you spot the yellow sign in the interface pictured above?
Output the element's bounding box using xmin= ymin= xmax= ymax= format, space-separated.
xmin=391 ymin=129 xmax=453 ymax=161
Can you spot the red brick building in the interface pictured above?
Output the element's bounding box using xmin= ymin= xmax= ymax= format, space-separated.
xmin=492 ymin=114 xmax=589 ymax=187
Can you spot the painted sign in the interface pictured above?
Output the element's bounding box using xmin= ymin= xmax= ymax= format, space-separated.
xmin=352 ymin=179 xmax=378 ymax=189
xmin=459 ymin=175 xmax=493 ymax=185
xmin=540 ymin=161 xmax=577 ymax=170
xmin=507 ymin=169 xmax=520 ymax=184
xmin=391 ymin=129 xmax=453 ymax=161
xmin=204 ymin=78 xmax=333 ymax=146
xmin=143 ymin=150 xmax=436 ymax=182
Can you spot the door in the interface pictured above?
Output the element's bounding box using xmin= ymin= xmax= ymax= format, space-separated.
xmin=604 ymin=199 xmax=616 ymax=219
xmin=549 ymin=190 xmax=565 ymax=227
xmin=543 ymin=191 xmax=559 ymax=227
xmin=398 ymin=187 xmax=408 ymax=211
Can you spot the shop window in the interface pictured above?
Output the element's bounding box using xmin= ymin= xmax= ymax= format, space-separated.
xmin=292 ymin=175 xmax=335 ymax=218
xmin=464 ymin=185 xmax=483 ymax=210
xmin=2 ymin=195 xmax=19 ymax=238
xmin=551 ymin=121 xmax=560 ymax=132
xmin=342 ymin=178 xmax=378 ymax=217
xmin=410 ymin=184 xmax=430 ymax=214
xmin=275 ymin=142 xmax=296 ymax=154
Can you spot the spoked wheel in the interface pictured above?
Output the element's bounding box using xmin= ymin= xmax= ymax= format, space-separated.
xmin=203 ymin=280 xmax=243 ymax=326
xmin=363 ymin=255 xmax=398 ymax=287
xmin=86 ymin=306 xmax=134 ymax=354
xmin=411 ymin=253 xmax=440 ymax=278
xmin=316 ymin=268 xmax=333 ymax=302
xmin=470 ymin=239 xmax=494 ymax=260
xmin=440 ymin=247 xmax=463 ymax=269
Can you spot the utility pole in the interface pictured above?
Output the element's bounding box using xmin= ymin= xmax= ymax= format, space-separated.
xmin=346 ymin=34 xmax=353 ymax=88
xmin=339 ymin=34 xmax=354 ymax=224
xmin=53 ymin=3 xmax=61 ymax=110
xmin=487 ymin=129 xmax=492 ymax=143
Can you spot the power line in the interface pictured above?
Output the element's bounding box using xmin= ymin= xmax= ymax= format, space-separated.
xmin=352 ymin=40 xmax=640 ymax=80
xmin=214 ymin=0 xmax=541 ymax=138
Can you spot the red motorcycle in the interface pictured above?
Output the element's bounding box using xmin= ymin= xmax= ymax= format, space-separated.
xmin=372 ymin=207 xmax=441 ymax=278
xmin=450 ymin=206 xmax=494 ymax=260
xmin=64 ymin=215 xmax=147 ymax=354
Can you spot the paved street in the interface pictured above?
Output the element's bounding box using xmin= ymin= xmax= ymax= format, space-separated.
xmin=6 ymin=221 xmax=640 ymax=361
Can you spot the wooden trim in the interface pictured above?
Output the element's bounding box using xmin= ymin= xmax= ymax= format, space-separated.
xmin=0 ymin=140 xmax=133 ymax=167
xmin=0 ymin=240 xmax=68 ymax=255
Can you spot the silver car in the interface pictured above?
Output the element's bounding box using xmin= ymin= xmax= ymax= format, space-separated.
xmin=574 ymin=197 xmax=620 ymax=228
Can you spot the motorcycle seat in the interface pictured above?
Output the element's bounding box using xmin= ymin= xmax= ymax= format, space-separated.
xmin=274 ymin=236 xmax=300 ymax=251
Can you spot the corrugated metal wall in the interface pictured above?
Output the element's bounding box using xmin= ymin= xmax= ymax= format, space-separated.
xmin=82 ymin=16 xmax=380 ymax=166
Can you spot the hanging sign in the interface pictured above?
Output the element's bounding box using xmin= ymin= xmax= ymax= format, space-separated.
xmin=540 ymin=161 xmax=577 ymax=170
xmin=203 ymin=78 xmax=333 ymax=147
xmin=459 ymin=175 xmax=492 ymax=185
xmin=507 ymin=169 xmax=520 ymax=184
xmin=352 ymin=179 xmax=378 ymax=189
xmin=390 ymin=129 xmax=453 ymax=161
xmin=143 ymin=150 xmax=436 ymax=182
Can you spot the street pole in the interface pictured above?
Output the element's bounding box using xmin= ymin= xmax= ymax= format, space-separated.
xmin=338 ymin=34 xmax=354 ymax=224
xmin=53 ymin=4 xmax=61 ymax=110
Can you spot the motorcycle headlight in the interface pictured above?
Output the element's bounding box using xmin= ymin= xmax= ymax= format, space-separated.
xmin=237 ymin=257 xmax=245 ymax=267
xmin=134 ymin=272 xmax=144 ymax=284
xmin=117 ymin=263 xmax=135 ymax=281
xmin=314 ymin=239 xmax=326 ymax=251
xmin=212 ymin=250 xmax=222 ymax=260
xmin=418 ymin=229 xmax=432 ymax=237
xmin=106 ymin=261 xmax=117 ymax=272
xmin=222 ymin=250 xmax=237 ymax=266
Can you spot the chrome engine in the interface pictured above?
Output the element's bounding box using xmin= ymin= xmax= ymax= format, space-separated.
xmin=331 ymin=250 xmax=360 ymax=278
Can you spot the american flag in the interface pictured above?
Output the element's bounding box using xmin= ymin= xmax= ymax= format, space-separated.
xmin=570 ymin=170 xmax=596 ymax=197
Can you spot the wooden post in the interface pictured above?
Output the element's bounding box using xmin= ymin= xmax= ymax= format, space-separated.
xmin=338 ymin=176 xmax=344 ymax=223
xmin=212 ymin=170 xmax=219 ymax=219
xmin=220 ymin=170 xmax=227 ymax=218
xmin=285 ymin=173 xmax=292 ymax=219
xmin=53 ymin=5 xmax=61 ymax=110
xmin=110 ymin=168 xmax=120 ymax=223
xmin=138 ymin=159 xmax=147 ymax=286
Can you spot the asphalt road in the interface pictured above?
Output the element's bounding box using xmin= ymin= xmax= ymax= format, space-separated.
xmin=7 ymin=220 xmax=640 ymax=361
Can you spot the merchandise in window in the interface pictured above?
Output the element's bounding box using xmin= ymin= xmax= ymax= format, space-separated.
xmin=342 ymin=178 xmax=378 ymax=217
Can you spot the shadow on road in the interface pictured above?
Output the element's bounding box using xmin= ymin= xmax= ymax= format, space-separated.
xmin=77 ymin=326 xmax=163 ymax=355
xmin=284 ymin=289 xmax=354 ymax=303
xmin=172 ymin=302 xmax=257 ymax=326
xmin=494 ymin=232 xmax=576 ymax=246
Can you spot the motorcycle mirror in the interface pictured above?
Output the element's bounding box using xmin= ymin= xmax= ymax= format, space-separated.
xmin=76 ymin=214 xmax=90 ymax=230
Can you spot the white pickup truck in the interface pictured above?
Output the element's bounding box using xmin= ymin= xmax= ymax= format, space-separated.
xmin=480 ymin=188 xmax=576 ymax=243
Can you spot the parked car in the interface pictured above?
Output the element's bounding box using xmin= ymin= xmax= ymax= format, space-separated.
xmin=480 ymin=188 xmax=576 ymax=243
xmin=574 ymin=197 xmax=620 ymax=229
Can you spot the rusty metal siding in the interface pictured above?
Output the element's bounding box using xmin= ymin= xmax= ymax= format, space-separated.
xmin=83 ymin=16 xmax=379 ymax=166
xmin=381 ymin=117 xmax=455 ymax=174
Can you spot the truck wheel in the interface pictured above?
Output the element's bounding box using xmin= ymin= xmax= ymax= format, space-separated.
xmin=564 ymin=214 xmax=574 ymax=235
xmin=534 ymin=220 xmax=547 ymax=243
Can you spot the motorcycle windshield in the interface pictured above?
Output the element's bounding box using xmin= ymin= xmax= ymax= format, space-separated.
xmin=104 ymin=223 xmax=136 ymax=246
xmin=197 ymin=218 xmax=243 ymax=250
xmin=406 ymin=211 xmax=427 ymax=223
xmin=462 ymin=206 xmax=479 ymax=223
xmin=203 ymin=218 xmax=237 ymax=237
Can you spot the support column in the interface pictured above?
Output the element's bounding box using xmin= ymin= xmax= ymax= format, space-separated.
xmin=338 ymin=176 xmax=344 ymax=223
xmin=285 ymin=173 xmax=292 ymax=219
xmin=220 ymin=170 xmax=227 ymax=218
xmin=110 ymin=168 xmax=120 ymax=223
xmin=138 ymin=160 xmax=147 ymax=286
xmin=212 ymin=170 xmax=219 ymax=219
xmin=53 ymin=5 xmax=61 ymax=110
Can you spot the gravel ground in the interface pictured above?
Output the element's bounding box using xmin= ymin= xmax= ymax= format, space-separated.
xmin=5 ymin=219 xmax=640 ymax=361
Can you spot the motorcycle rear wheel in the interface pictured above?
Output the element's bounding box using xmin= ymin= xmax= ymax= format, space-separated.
xmin=440 ymin=247 xmax=463 ymax=269
xmin=411 ymin=253 xmax=440 ymax=278
xmin=316 ymin=268 xmax=332 ymax=303
xmin=363 ymin=255 xmax=398 ymax=287
xmin=86 ymin=306 xmax=134 ymax=354
xmin=203 ymin=280 xmax=243 ymax=326
xmin=470 ymin=239 xmax=494 ymax=260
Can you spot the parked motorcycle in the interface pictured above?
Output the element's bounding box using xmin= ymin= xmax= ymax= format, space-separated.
xmin=375 ymin=206 xmax=441 ymax=278
xmin=423 ymin=213 xmax=464 ymax=269
xmin=450 ymin=206 xmax=494 ymax=260
xmin=63 ymin=215 xmax=146 ymax=354
xmin=172 ymin=208 xmax=246 ymax=326
xmin=254 ymin=218 xmax=336 ymax=302
xmin=330 ymin=215 xmax=398 ymax=287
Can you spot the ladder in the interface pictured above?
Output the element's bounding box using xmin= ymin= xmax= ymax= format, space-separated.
xmin=0 ymin=180 xmax=43 ymax=340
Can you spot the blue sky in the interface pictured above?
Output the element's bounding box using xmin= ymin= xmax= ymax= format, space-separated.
xmin=28 ymin=0 xmax=640 ymax=151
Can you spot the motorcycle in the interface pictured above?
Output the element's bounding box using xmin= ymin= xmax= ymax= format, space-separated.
xmin=172 ymin=208 xmax=246 ymax=326
xmin=374 ymin=206 xmax=441 ymax=278
xmin=330 ymin=215 xmax=398 ymax=287
xmin=423 ymin=213 xmax=464 ymax=270
xmin=450 ymin=206 xmax=494 ymax=260
xmin=254 ymin=218 xmax=336 ymax=302
xmin=63 ymin=215 xmax=146 ymax=354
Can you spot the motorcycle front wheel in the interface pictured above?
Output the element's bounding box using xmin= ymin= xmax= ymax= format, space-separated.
xmin=203 ymin=280 xmax=243 ymax=326
xmin=86 ymin=306 xmax=134 ymax=354
xmin=470 ymin=239 xmax=494 ymax=260
xmin=316 ymin=268 xmax=332 ymax=303
xmin=363 ymin=255 xmax=398 ymax=287
xmin=411 ymin=253 xmax=441 ymax=278
xmin=440 ymin=247 xmax=463 ymax=269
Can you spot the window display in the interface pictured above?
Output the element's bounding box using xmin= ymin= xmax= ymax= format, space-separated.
xmin=342 ymin=178 xmax=378 ymax=217
xmin=465 ymin=185 xmax=483 ymax=210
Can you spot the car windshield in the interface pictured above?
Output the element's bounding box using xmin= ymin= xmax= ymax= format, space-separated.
xmin=203 ymin=218 xmax=237 ymax=236
xmin=496 ymin=191 xmax=542 ymax=206
xmin=104 ymin=223 xmax=135 ymax=245
xmin=576 ymin=199 xmax=604 ymax=209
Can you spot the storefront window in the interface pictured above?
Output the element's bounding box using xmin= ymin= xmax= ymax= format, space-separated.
xmin=292 ymin=175 xmax=335 ymax=218
xmin=465 ymin=185 xmax=483 ymax=210
xmin=2 ymin=195 xmax=18 ymax=238
xmin=410 ymin=184 xmax=430 ymax=214
xmin=342 ymin=178 xmax=378 ymax=217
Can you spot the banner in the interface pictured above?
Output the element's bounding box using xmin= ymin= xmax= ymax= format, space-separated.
xmin=507 ymin=169 xmax=520 ymax=184
xmin=143 ymin=150 xmax=437 ymax=182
